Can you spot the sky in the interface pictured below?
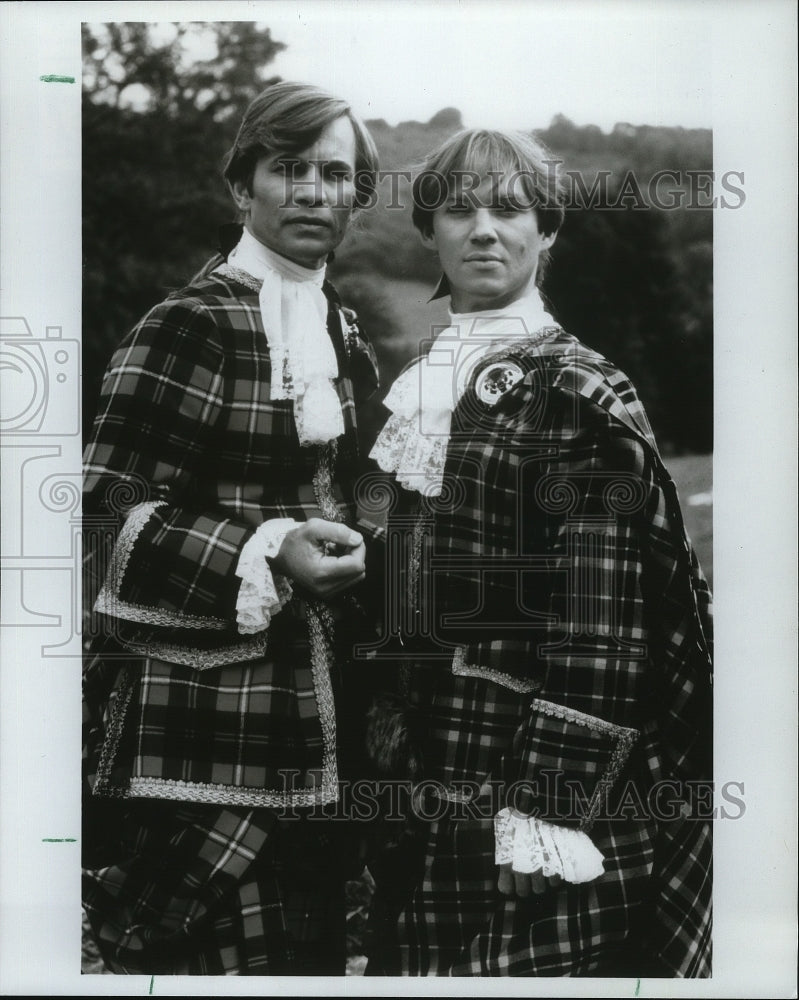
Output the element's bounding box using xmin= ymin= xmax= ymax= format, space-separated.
xmin=257 ymin=0 xmax=713 ymax=132
xmin=131 ymin=0 xmax=714 ymax=134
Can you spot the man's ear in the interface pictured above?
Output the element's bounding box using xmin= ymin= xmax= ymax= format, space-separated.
xmin=231 ymin=179 xmax=252 ymax=214
xmin=539 ymin=231 xmax=557 ymax=251
xmin=419 ymin=228 xmax=437 ymax=251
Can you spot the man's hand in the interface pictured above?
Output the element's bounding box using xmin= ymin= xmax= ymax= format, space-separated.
xmin=270 ymin=518 xmax=366 ymax=598
xmin=496 ymin=796 xmax=563 ymax=897
xmin=497 ymin=863 xmax=561 ymax=897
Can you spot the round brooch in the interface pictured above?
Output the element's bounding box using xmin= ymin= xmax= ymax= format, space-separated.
xmin=475 ymin=361 xmax=524 ymax=406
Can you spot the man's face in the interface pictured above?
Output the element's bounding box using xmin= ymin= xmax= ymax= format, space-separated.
xmin=233 ymin=115 xmax=357 ymax=269
xmin=423 ymin=174 xmax=556 ymax=312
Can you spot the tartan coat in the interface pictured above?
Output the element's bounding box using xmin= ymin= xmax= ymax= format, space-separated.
xmin=368 ymin=327 xmax=713 ymax=977
xmin=82 ymin=256 xmax=380 ymax=811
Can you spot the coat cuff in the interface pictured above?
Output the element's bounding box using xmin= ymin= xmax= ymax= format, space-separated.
xmin=95 ymin=500 xmax=228 ymax=629
xmin=234 ymin=518 xmax=297 ymax=635
xmin=494 ymin=807 xmax=605 ymax=883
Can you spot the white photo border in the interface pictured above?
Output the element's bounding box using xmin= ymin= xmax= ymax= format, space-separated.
xmin=0 ymin=1 xmax=796 ymax=996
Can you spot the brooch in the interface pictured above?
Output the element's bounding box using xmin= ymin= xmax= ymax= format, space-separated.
xmin=339 ymin=308 xmax=361 ymax=357
xmin=474 ymin=361 xmax=524 ymax=406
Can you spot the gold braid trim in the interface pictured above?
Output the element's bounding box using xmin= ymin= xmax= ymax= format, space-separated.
xmin=125 ymin=776 xmax=337 ymax=809
xmin=92 ymin=665 xmax=137 ymax=798
xmin=96 ymin=500 xmax=229 ymax=630
xmin=93 ymin=445 xmax=346 ymax=807
xmin=397 ymin=498 xmax=427 ymax=699
xmin=451 ymin=648 xmax=542 ymax=694
xmin=119 ymin=633 xmax=269 ymax=671
xmin=530 ymin=697 xmax=639 ymax=833
xmin=303 ymin=441 xmax=344 ymax=803
xmin=212 ymin=263 xmax=262 ymax=293
xmin=408 ymin=510 xmax=426 ymax=612
xmin=312 ymin=441 xmax=341 ymax=521
xmin=305 ymin=598 xmax=339 ymax=805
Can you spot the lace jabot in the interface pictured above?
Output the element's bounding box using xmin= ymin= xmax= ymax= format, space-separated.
xmin=370 ymin=286 xmax=558 ymax=495
xmin=217 ymin=228 xmax=344 ymax=447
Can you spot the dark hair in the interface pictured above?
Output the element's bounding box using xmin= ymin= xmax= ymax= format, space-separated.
xmin=222 ymin=81 xmax=379 ymax=209
xmin=411 ymin=128 xmax=565 ymax=245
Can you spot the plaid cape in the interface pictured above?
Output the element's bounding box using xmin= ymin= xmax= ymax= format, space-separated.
xmin=83 ymin=265 xmax=379 ymax=808
xmin=367 ymin=329 xmax=712 ymax=977
xmin=81 ymin=799 xmax=354 ymax=975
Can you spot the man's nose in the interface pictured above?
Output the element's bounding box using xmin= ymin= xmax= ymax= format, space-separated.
xmin=294 ymin=162 xmax=327 ymax=206
xmin=469 ymin=208 xmax=497 ymax=242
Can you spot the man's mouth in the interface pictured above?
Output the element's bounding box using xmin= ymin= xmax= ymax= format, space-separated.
xmin=289 ymin=216 xmax=332 ymax=229
xmin=464 ymin=254 xmax=502 ymax=262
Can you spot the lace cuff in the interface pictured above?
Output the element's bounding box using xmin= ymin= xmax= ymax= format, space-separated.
xmin=234 ymin=519 xmax=297 ymax=635
xmin=369 ymin=411 xmax=450 ymax=496
xmin=494 ymin=807 xmax=604 ymax=884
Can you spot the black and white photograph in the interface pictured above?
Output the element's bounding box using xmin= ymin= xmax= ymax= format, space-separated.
xmin=0 ymin=1 xmax=796 ymax=995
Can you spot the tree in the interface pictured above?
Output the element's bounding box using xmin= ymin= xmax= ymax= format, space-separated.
xmin=82 ymin=22 xmax=285 ymax=434
xmin=82 ymin=22 xmax=285 ymax=120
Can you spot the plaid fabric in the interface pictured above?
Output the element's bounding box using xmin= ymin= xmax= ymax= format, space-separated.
xmin=367 ymin=672 xmax=711 ymax=977
xmin=84 ymin=267 xmax=377 ymax=630
xmin=423 ymin=329 xmax=712 ymax=802
xmin=82 ymin=268 xmax=379 ymax=801
xmin=84 ymin=643 xmax=324 ymax=801
xmin=367 ymin=329 xmax=712 ymax=976
xmin=83 ymin=602 xmax=375 ymax=803
xmin=82 ymin=799 xmax=353 ymax=975
xmin=375 ymin=809 xmax=708 ymax=977
xmin=82 ymin=260 xmax=378 ymax=974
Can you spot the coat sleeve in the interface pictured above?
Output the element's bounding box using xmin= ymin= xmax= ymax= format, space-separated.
xmin=83 ymin=296 xmax=257 ymax=637
xmin=461 ymin=398 xmax=712 ymax=832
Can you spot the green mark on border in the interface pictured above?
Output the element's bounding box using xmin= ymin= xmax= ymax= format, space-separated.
xmin=635 ymin=978 xmax=641 ymax=996
xmin=149 ymin=974 xmax=155 ymax=994
xmin=39 ymin=74 xmax=75 ymax=84
xmin=42 ymin=838 xmax=77 ymax=842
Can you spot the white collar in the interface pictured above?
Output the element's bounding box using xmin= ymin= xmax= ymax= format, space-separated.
xmin=370 ymin=286 xmax=557 ymax=495
xmin=228 ymin=226 xmax=327 ymax=286
xmin=223 ymin=229 xmax=344 ymax=447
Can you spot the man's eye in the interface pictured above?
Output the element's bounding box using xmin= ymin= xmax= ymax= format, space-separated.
xmin=324 ymin=167 xmax=353 ymax=183
xmin=272 ymin=158 xmax=306 ymax=177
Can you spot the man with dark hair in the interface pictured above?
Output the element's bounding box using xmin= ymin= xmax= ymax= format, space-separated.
xmin=82 ymin=81 xmax=380 ymax=975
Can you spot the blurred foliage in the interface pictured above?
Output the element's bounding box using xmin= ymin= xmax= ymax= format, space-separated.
xmin=81 ymin=22 xmax=284 ymax=434
xmin=82 ymin=23 xmax=713 ymax=455
xmin=330 ymin=112 xmax=713 ymax=454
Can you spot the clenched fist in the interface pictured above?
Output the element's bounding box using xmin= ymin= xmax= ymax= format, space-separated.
xmin=270 ymin=517 xmax=366 ymax=598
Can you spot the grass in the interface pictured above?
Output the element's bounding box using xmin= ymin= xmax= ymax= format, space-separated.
xmin=663 ymin=452 xmax=713 ymax=588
